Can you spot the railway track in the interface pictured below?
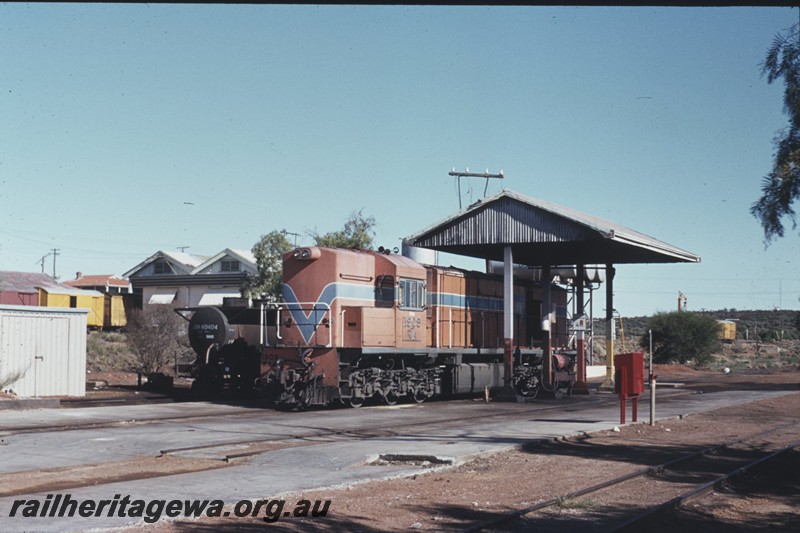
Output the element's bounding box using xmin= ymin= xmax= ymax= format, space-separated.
xmin=465 ymin=422 xmax=800 ymax=532
xmin=2 ymin=396 xmax=625 ymax=498
xmin=4 ymin=388 xmax=643 ymax=436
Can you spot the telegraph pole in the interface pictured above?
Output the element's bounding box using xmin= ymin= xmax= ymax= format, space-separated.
xmin=284 ymin=231 xmax=301 ymax=247
xmin=51 ymin=248 xmax=60 ymax=280
xmin=37 ymin=253 xmax=50 ymax=274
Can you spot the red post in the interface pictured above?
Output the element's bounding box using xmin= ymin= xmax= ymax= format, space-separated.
xmin=618 ymin=366 xmax=627 ymax=424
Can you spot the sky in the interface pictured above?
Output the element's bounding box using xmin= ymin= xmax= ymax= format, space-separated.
xmin=1 ymin=4 xmax=799 ymax=317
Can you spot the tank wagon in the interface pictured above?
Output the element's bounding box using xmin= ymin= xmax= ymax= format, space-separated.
xmin=265 ymin=246 xmax=572 ymax=407
xmin=182 ymin=303 xmax=275 ymax=396
xmin=185 ymin=247 xmax=574 ymax=407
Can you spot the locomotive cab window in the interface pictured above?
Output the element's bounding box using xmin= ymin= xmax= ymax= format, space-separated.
xmin=398 ymin=278 xmax=425 ymax=310
xmin=375 ymin=274 xmax=395 ymax=307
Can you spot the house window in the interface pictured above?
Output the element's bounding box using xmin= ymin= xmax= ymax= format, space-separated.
xmin=398 ymin=278 xmax=425 ymax=310
xmin=221 ymin=260 xmax=240 ymax=272
xmin=154 ymin=260 xmax=172 ymax=274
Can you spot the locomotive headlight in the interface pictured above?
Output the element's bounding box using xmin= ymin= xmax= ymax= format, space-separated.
xmin=292 ymin=247 xmax=321 ymax=260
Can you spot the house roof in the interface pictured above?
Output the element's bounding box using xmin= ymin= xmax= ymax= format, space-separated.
xmin=63 ymin=274 xmax=130 ymax=288
xmin=190 ymin=248 xmax=257 ymax=274
xmin=38 ymin=286 xmax=104 ymax=297
xmin=0 ymin=271 xmax=63 ymax=293
xmin=404 ymin=189 xmax=700 ymax=266
xmin=123 ymin=250 xmax=208 ymax=278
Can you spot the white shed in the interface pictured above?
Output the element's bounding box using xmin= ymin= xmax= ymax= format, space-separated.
xmin=0 ymin=305 xmax=88 ymax=397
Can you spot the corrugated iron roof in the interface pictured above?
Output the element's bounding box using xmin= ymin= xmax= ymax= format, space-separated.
xmin=63 ymin=274 xmax=130 ymax=288
xmin=0 ymin=271 xmax=63 ymax=293
xmin=404 ymin=189 xmax=700 ymax=266
xmin=123 ymin=250 xmax=208 ymax=278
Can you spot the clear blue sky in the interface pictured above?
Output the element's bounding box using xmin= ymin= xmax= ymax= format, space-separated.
xmin=2 ymin=4 xmax=799 ymax=317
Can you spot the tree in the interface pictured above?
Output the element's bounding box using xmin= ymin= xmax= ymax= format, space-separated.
xmin=241 ymin=229 xmax=293 ymax=302
xmin=640 ymin=312 xmax=721 ymax=366
xmin=243 ymin=214 xmax=377 ymax=302
xmin=752 ymin=22 xmax=800 ymax=243
xmin=310 ymin=209 xmax=376 ymax=250
xmin=125 ymin=305 xmax=188 ymax=375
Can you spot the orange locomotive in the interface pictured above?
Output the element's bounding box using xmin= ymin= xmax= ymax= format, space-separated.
xmin=258 ymin=246 xmax=571 ymax=408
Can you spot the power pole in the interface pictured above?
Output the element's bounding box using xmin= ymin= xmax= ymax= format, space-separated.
xmin=51 ymin=248 xmax=60 ymax=280
xmin=284 ymin=231 xmax=301 ymax=247
xmin=37 ymin=253 xmax=50 ymax=274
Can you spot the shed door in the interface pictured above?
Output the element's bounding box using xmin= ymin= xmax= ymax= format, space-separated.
xmin=35 ymin=317 xmax=70 ymax=396
xmin=1 ymin=316 xmax=70 ymax=396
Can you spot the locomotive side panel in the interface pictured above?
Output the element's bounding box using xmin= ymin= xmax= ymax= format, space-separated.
xmin=428 ymin=268 xmax=470 ymax=349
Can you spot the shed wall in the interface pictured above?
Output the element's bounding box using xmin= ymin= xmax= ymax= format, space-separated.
xmin=0 ymin=305 xmax=87 ymax=397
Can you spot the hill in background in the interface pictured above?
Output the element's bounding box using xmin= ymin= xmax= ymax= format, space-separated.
xmin=592 ymin=309 xmax=800 ymax=343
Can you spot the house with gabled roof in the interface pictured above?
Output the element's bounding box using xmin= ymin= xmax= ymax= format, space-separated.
xmin=124 ymin=249 xmax=257 ymax=309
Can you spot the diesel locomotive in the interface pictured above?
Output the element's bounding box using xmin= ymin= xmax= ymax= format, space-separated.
xmin=185 ymin=246 xmax=575 ymax=407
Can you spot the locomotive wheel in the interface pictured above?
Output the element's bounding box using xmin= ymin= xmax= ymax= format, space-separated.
xmin=349 ymin=395 xmax=364 ymax=408
xmin=412 ymin=388 xmax=427 ymax=404
xmin=382 ymin=390 xmax=400 ymax=406
xmin=516 ymin=381 xmax=539 ymax=399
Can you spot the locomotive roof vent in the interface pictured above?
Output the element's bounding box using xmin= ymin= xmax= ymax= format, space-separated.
xmin=293 ymin=247 xmax=321 ymax=260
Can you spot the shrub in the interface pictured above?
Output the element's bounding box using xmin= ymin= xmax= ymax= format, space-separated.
xmin=125 ymin=305 xmax=188 ymax=375
xmin=640 ymin=312 xmax=721 ymax=366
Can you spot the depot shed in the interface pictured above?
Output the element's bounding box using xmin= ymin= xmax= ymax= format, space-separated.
xmin=0 ymin=305 xmax=88 ymax=397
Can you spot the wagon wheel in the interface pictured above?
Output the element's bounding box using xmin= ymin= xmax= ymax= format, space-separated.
xmin=515 ymin=379 xmax=539 ymax=399
xmin=382 ymin=390 xmax=400 ymax=406
xmin=412 ymin=387 xmax=428 ymax=404
xmin=349 ymin=395 xmax=364 ymax=408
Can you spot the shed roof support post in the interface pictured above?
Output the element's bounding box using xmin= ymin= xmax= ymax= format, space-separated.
xmin=599 ymin=264 xmax=616 ymax=392
xmin=503 ymin=245 xmax=514 ymax=384
xmin=573 ymin=264 xmax=590 ymax=394
xmin=542 ymin=265 xmax=553 ymax=388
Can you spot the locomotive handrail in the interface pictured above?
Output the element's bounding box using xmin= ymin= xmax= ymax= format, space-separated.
xmin=275 ymin=301 xmax=332 ymax=348
xmin=340 ymin=308 xmax=346 ymax=345
xmin=275 ymin=306 xmax=282 ymax=341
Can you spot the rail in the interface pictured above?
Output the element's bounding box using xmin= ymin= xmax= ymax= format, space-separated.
xmin=465 ymin=421 xmax=800 ymax=532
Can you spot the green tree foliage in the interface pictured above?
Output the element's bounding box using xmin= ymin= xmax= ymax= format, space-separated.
xmin=752 ymin=22 xmax=800 ymax=243
xmin=640 ymin=312 xmax=721 ymax=366
xmin=310 ymin=210 xmax=376 ymax=250
xmin=244 ymin=213 xmax=377 ymax=302
xmin=241 ymin=229 xmax=293 ymax=301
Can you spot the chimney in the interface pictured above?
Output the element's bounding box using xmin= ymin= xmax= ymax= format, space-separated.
xmin=76 ymin=272 xmax=82 ymax=280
